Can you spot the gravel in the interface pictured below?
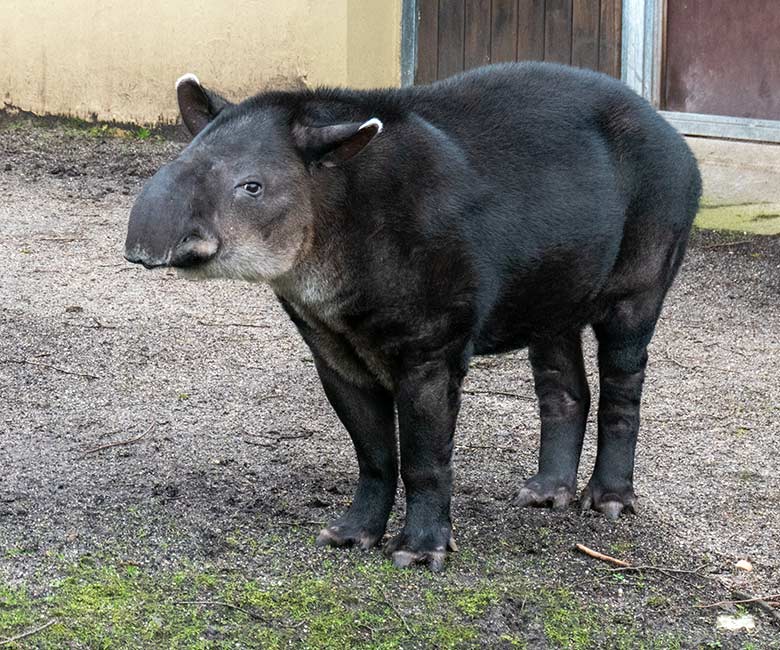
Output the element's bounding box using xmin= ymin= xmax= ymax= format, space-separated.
xmin=1 ymin=119 xmax=778 ymax=646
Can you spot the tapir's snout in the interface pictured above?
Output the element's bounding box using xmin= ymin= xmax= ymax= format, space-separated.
xmin=124 ymin=162 xmax=219 ymax=270
xmin=124 ymin=231 xmax=219 ymax=269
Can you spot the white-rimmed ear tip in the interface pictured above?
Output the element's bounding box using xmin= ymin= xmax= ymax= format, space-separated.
xmin=360 ymin=117 xmax=383 ymax=134
xmin=176 ymin=73 xmax=201 ymax=89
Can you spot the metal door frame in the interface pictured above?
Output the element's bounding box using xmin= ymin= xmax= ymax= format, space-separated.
xmin=401 ymin=0 xmax=418 ymax=87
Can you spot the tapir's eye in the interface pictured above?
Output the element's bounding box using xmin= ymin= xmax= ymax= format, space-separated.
xmin=240 ymin=182 xmax=263 ymax=196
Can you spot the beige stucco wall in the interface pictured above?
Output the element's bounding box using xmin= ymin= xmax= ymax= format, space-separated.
xmin=0 ymin=0 xmax=402 ymax=125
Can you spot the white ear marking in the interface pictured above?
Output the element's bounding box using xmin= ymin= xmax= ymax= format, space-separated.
xmin=176 ymin=73 xmax=201 ymax=90
xmin=359 ymin=118 xmax=383 ymax=134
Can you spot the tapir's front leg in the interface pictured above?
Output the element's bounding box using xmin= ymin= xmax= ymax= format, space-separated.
xmin=384 ymin=354 xmax=465 ymax=571
xmin=279 ymin=300 xmax=398 ymax=549
xmin=313 ymin=359 xmax=398 ymax=550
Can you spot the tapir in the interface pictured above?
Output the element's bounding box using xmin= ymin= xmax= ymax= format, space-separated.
xmin=125 ymin=63 xmax=701 ymax=571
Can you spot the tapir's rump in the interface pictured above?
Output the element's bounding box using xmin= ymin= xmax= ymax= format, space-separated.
xmin=126 ymin=62 xmax=701 ymax=571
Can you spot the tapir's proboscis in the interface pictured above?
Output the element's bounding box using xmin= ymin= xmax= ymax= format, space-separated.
xmin=125 ymin=63 xmax=701 ymax=571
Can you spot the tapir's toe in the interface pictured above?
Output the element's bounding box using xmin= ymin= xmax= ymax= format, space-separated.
xmin=315 ymin=523 xmax=383 ymax=551
xmin=383 ymin=531 xmax=457 ymax=572
xmin=514 ymin=475 xmax=576 ymax=510
xmin=580 ymin=481 xmax=637 ymax=520
xmin=389 ymin=548 xmax=448 ymax=572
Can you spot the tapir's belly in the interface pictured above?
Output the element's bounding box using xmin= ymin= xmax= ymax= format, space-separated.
xmin=471 ymin=238 xmax=621 ymax=355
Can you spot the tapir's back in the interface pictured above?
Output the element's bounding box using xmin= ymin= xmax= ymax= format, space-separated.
xmin=405 ymin=62 xmax=699 ymax=232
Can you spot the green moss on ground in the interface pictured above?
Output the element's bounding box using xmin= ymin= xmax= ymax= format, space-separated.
xmin=696 ymin=201 xmax=780 ymax=235
xmin=0 ymin=549 xmax=700 ymax=650
xmin=0 ymin=113 xmax=160 ymax=141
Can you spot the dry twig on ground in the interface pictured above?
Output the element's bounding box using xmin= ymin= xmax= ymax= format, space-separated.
xmin=726 ymin=591 xmax=780 ymax=626
xmin=1 ymin=358 xmax=99 ymax=380
xmin=255 ymin=393 xmax=285 ymax=404
xmin=698 ymin=593 xmax=780 ymax=609
xmin=378 ymin=588 xmax=413 ymax=635
xmin=172 ymin=601 xmax=264 ymax=620
xmin=0 ymin=619 xmax=57 ymax=646
xmin=575 ymin=543 xmax=631 ymax=567
xmin=700 ymin=239 xmax=752 ymax=249
xmin=576 ymin=543 xmax=710 ymax=578
xmin=79 ymin=422 xmax=156 ymax=458
xmin=463 ymin=388 xmax=535 ymax=401
xmin=37 ymin=235 xmax=84 ymax=243
xmin=197 ymin=319 xmax=270 ymax=329
xmin=242 ymin=428 xmax=317 ymax=447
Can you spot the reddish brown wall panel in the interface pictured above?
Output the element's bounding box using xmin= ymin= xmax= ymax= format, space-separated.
xmin=664 ymin=0 xmax=780 ymax=120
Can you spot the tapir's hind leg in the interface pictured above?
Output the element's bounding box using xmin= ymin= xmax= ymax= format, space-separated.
xmin=516 ymin=331 xmax=590 ymax=509
xmin=581 ymin=294 xmax=660 ymax=519
xmin=582 ymin=233 xmax=690 ymax=519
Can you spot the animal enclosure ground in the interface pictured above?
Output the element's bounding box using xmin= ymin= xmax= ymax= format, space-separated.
xmin=1 ymin=119 xmax=778 ymax=648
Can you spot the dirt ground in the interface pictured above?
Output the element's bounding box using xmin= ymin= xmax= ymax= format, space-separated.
xmin=1 ymin=118 xmax=778 ymax=649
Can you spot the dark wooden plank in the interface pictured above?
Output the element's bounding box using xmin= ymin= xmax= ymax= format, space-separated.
xmin=598 ymin=0 xmax=622 ymax=78
xmin=415 ymin=0 xmax=439 ymax=84
xmin=437 ymin=0 xmax=466 ymax=79
xmin=465 ymin=0 xmax=492 ymax=70
xmin=516 ymin=0 xmax=546 ymax=61
xmin=544 ymin=0 xmax=573 ymax=65
xmin=491 ymin=0 xmax=518 ymax=63
xmin=571 ymin=0 xmax=600 ymax=70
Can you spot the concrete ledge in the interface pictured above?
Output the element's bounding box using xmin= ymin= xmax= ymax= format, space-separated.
xmin=688 ymin=137 xmax=780 ymax=235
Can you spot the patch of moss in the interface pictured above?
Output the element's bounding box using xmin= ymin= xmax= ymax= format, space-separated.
xmin=531 ymin=586 xmax=687 ymax=650
xmin=430 ymin=621 xmax=479 ymax=649
xmin=47 ymin=564 xmax=210 ymax=648
xmin=608 ymin=541 xmax=634 ymax=557
xmin=3 ymin=547 xmax=35 ymax=559
xmin=499 ymin=634 xmax=528 ymax=648
xmin=0 ymin=583 xmax=36 ymax=640
xmin=540 ymin=588 xmax=594 ymax=649
xmin=696 ymin=202 xmax=780 ymax=235
xmin=0 ymin=546 xmax=741 ymax=649
xmin=644 ymin=593 xmax=670 ymax=609
xmin=0 ymin=113 xmax=161 ymax=141
xmin=454 ymin=586 xmax=499 ymax=617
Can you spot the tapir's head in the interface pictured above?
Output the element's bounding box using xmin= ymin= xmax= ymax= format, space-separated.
xmin=124 ymin=74 xmax=382 ymax=282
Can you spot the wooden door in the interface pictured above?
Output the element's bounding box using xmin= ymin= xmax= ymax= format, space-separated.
xmin=415 ymin=0 xmax=622 ymax=84
xmin=664 ymin=0 xmax=780 ymax=120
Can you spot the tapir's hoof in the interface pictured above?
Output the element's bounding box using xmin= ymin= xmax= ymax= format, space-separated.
xmin=383 ymin=533 xmax=458 ymax=572
xmin=315 ymin=523 xmax=383 ymax=551
xmin=580 ymin=482 xmax=637 ymax=520
xmin=514 ymin=475 xmax=575 ymax=510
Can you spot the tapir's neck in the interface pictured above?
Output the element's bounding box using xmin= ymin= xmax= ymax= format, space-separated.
xmin=269 ymin=231 xmax=349 ymax=326
xmin=270 ymin=172 xmax=365 ymax=322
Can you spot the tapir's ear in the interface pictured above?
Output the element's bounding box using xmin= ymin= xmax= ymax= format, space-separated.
xmin=176 ymin=73 xmax=232 ymax=136
xmin=293 ymin=118 xmax=383 ymax=167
